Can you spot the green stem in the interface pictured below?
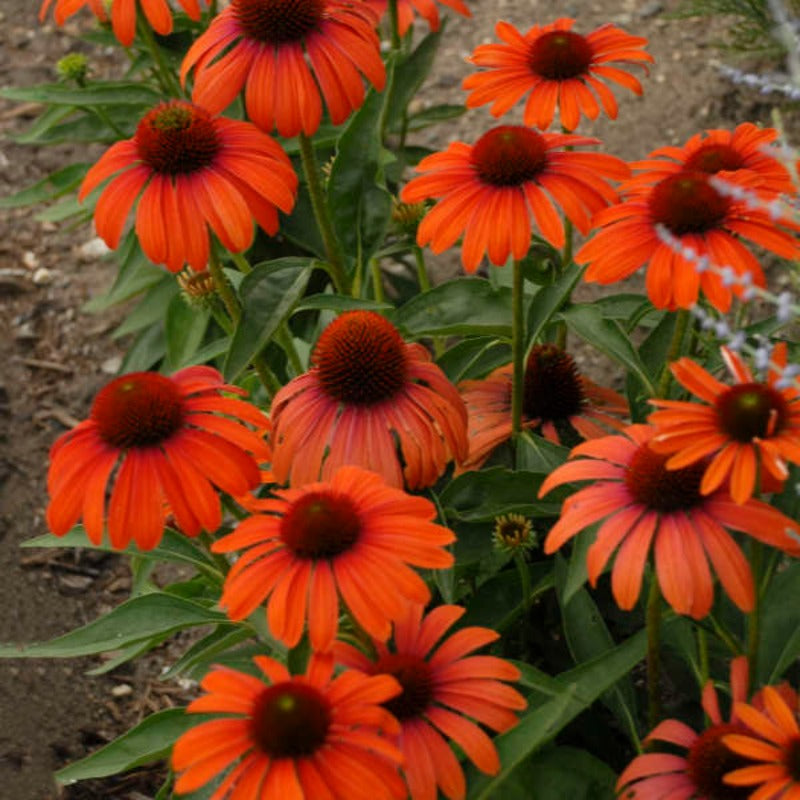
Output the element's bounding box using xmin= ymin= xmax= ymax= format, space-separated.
xmin=277 ymin=324 xmax=304 ymax=376
xmin=646 ymin=575 xmax=662 ymax=729
xmin=208 ymin=246 xmax=241 ymax=325
xmin=562 ymin=218 xmax=574 ymax=270
xmin=511 ymin=258 xmax=526 ymax=442
xmin=698 ymin=626 xmax=709 ymax=687
xmin=84 ymin=105 xmax=127 ymax=138
xmin=414 ymin=245 xmax=432 ymax=293
xmin=387 ymin=0 xmax=402 ymax=50
xmin=656 ymin=309 xmax=690 ymax=398
xmin=229 ymin=250 xmax=252 ymax=274
xmin=747 ymin=541 xmax=764 ymax=680
xmin=370 ymin=259 xmax=385 ymax=303
xmin=137 ymin=17 xmax=182 ymax=98
xmin=297 ymin=132 xmax=348 ymax=294
xmin=514 ymin=552 xmax=530 ymax=654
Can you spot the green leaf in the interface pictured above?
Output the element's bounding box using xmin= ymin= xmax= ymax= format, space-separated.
xmin=394 ymin=278 xmax=514 ymax=338
xmin=112 ymin=275 xmax=177 ymax=339
xmin=0 ymin=163 xmax=90 ymax=208
xmin=86 ymin=633 xmax=172 ymax=676
xmin=437 ymin=336 xmax=510 ymax=383
xmin=758 ymin=561 xmax=800 ymax=683
xmin=440 ymin=468 xmax=560 ymax=522
xmin=293 ymin=294 xmax=393 ymax=314
xmin=22 ymin=528 xmax=220 ymax=574
xmin=594 ymin=293 xmax=656 ymax=325
xmin=466 ymin=630 xmax=647 ymax=799
xmin=500 ymin=746 xmax=616 ymax=800
xmin=16 ymin=106 xmax=137 ymax=145
xmin=405 ymin=103 xmax=467 ymax=131
xmin=224 ymin=258 xmax=313 ymax=381
xmin=0 ymin=592 xmax=226 ymax=658
xmin=561 ymin=304 xmax=657 ymax=395
xmin=517 ymin=432 xmax=571 ymax=473
xmin=555 ymin=556 xmax=639 ymax=742
xmin=328 ymin=77 xmax=394 ymax=273
xmin=165 ymin=293 xmax=210 ymax=369
xmin=120 ymin=324 xmax=166 ymax=372
xmin=55 ymin=708 xmax=206 ymax=783
xmin=385 ymin=29 xmax=442 ymax=133
xmin=162 ymin=625 xmax=250 ymax=680
xmin=1 ymin=81 xmax=162 ymax=107
xmin=526 ymin=261 xmax=584 ymax=345
xmin=35 ymin=194 xmax=88 ymax=223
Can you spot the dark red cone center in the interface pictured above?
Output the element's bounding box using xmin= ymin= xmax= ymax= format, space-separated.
xmin=251 ymin=682 xmax=331 ymax=757
xmin=233 ymin=0 xmax=324 ymax=43
xmin=313 ymin=311 xmax=408 ymax=405
xmin=649 ymin=172 xmax=730 ymax=235
xmin=135 ymin=101 xmax=220 ymax=175
xmin=280 ymin=491 xmax=361 ymax=559
xmin=529 ymin=30 xmax=593 ymax=80
xmin=684 ymin=143 xmax=745 ymax=175
xmin=523 ymin=344 xmax=585 ymax=422
xmin=687 ymin=723 xmax=752 ymax=799
xmin=471 ymin=126 xmax=547 ymax=187
xmin=91 ymin=372 xmax=185 ymax=449
xmin=717 ymin=383 xmax=787 ymax=442
xmin=625 ymin=444 xmax=705 ymax=512
xmin=375 ymin=653 xmax=434 ymax=721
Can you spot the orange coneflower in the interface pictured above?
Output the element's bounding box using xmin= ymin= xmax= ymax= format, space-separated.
xmin=172 ymin=655 xmax=407 ymax=800
xmin=333 ymin=603 xmax=526 ymax=800
xmin=180 ymin=0 xmax=385 ymax=138
xmin=458 ymin=344 xmax=628 ymax=471
xmin=400 ymin=125 xmax=628 ymax=273
xmin=212 ymin=466 xmax=455 ymax=652
xmin=723 ymin=686 xmax=800 ymax=799
xmin=649 ymin=342 xmax=800 ymax=505
xmin=624 ymin=123 xmax=795 ymax=197
xmin=79 ymin=100 xmax=297 ymax=273
xmin=270 ymin=311 xmax=468 ymax=489
xmin=539 ymin=424 xmax=800 ymax=619
xmin=617 ymin=657 xmax=754 ymax=799
xmin=47 ymin=366 xmax=270 ymax=550
xmin=462 ymin=18 xmax=652 ymax=132
xmin=365 ymin=0 xmax=470 ymax=36
xmin=577 ymin=168 xmax=800 ymax=312
xmin=40 ymin=0 xmax=202 ymax=47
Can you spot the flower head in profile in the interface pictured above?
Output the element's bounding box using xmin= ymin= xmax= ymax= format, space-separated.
xmin=723 ymin=685 xmax=800 ymax=798
xmin=625 ymin=123 xmax=795 ymax=197
xmin=180 ymin=0 xmax=385 ymax=138
xmin=172 ymin=655 xmax=406 ymax=800
xmin=458 ymin=344 xmax=628 ymax=471
xmin=40 ymin=0 xmax=202 ymax=47
xmin=334 ymin=603 xmax=526 ymax=800
xmin=463 ymin=18 xmax=653 ymax=132
xmin=270 ymin=311 xmax=468 ymax=489
xmin=617 ymin=656 xmax=753 ymax=799
xmin=578 ymin=168 xmax=800 ymax=311
xmin=401 ymin=125 xmax=629 ymax=272
xmin=212 ymin=466 xmax=455 ymax=652
xmin=539 ymin=424 xmax=800 ymax=619
xmin=79 ymin=100 xmax=297 ymax=273
xmin=365 ymin=0 xmax=470 ymax=36
xmin=649 ymin=342 xmax=800 ymax=504
xmin=47 ymin=366 xmax=270 ymax=550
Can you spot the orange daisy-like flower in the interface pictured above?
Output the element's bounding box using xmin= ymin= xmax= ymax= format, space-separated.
xmin=723 ymin=686 xmax=800 ymax=799
xmin=401 ymin=124 xmax=628 ymax=273
xmin=47 ymin=366 xmax=270 ymax=551
xmin=172 ymin=655 xmax=406 ymax=800
xmin=539 ymin=424 xmax=800 ymax=619
xmin=180 ymin=0 xmax=385 ymax=138
xmin=625 ymin=123 xmax=796 ymax=197
xmin=39 ymin=0 xmax=202 ymax=47
xmin=462 ymin=18 xmax=653 ymax=132
xmin=649 ymin=342 xmax=800 ymax=505
xmin=458 ymin=344 xmax=628 ymax=471
xmin=578 ymin=168 xmax=800 ymax=312
xmin=334 ymin=603 xmax=526 ymax=800
xmin=270 ymin=311 xmax=468 ymax=489
xmin=617 ymin=657 xmax=753 ymax=799
xmin=79 ymin=100 xmax=297 ymax=273
xmin=212 ymin=466 xmax=455 ymax=652
xmin=365 ymin=0 xmax=470 ymax=36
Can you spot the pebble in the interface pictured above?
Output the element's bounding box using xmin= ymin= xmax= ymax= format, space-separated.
xmin=57 ymin=575 xmax=94 ymax=594
xmin=22 ymin=251 xmax=39 ymax=270
xmin=101 ymin=355 xmax=122 ymax=375
xmin=31 ymin=268 xmax=54 ymax=286
xmin=79 ymin=237 xmax=111 ymax=261
xmin=110 ymin=684 xmax=133 ymax=698
xmin=638 ymin=0 xmax=663 ymax=18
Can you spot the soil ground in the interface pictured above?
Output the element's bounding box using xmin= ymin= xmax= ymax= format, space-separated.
xmin=0 ymin=0 xmax=787 ymax=797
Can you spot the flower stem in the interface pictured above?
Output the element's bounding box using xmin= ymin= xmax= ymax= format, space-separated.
xmin=414 ymin=245 xmax=432 ymax=292
xmin=514 ymin=552 xmax=531 ymax=654
xmin=297 ymin=132 xmax=348 ymax=294
xmin=562 ymin=217 xmax=574 ymax=269
xmin=387 ymin=0 xmax=402 ymax=50
xmin=646 ymin=575 xmax=662 ymax=729
xmin=747 ymin=540 xmax=764 ymax=680
xmin=511 ymin=258 xmax=526 ymax=442
xmin=370 ymin=259 xmax=385 ymax=303
xmin=656 ymin=308 xmax=690 ymax=398
xmin=276 ymin=324 xmax=304 ymax=376
xmin=229 ymin=250 xmax=252 ymax=274
xmin=136 ymin=17 xmax=182 ymax=98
